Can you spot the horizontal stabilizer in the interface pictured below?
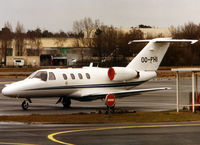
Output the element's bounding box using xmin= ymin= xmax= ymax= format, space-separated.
xmin=128 ymin=39 xmax=198 ymax=45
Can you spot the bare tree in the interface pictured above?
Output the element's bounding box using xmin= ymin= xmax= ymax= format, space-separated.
xmin=54 ymin=37 xmax=66 ymax=48
xmin=93 ymin=27 xmax=144 ymax=66
xmin=15 ymin=22 xmax=25 ymax=56
xmin=54 ymin=31 xmax=67 ymax=52
xmin=170 ymin=22 xmax=199 ymax=39
xmin=73 ymin=17 xmax=144 ymax=66
xmin=163 ymin=22 xmax=200 ymax=66
xmin=4 ymin=21 xmax=13 ymax=32
xmin=0 ymin=23 xmax=13 ymax=66
xmin=26 ymin=29 xmax=42 ymax=56
xmin=72 ymin=17 xmax=100 ymax=62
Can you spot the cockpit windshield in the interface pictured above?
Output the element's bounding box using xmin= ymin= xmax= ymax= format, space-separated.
xmin=27 ymin=71 xmax=37 ymax=79
xmin=31 ymin=71 xmax=47 ymax=81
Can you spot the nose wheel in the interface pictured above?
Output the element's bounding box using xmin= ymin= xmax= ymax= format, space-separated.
xmin=21 ymin=98 xmax=32 ymax=110
xmin=22 ymin=100 xmax=29 ymax=110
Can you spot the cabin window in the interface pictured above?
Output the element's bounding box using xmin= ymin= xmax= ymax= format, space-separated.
xmin=32 ymin=71 xmax=47 ymax=81
xmin=70 ymin=73 xmax=75 ymax=80
xmin=63 ymin=74 xmax=67 ymax=80
xmin=78 ymin=73 xmax=83 ymax=79
xmin=86 ymin=73 xmax=90 ymax=79
xmin=49 ymin=72 xmax=56 ymax=80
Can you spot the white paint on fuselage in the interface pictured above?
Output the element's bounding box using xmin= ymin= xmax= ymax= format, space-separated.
xmin=2 ymin=67 xmax=156 ymax=99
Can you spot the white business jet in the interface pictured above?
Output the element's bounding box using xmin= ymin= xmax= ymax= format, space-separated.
xmin=1 ymin=38 xmax=198 ymax=110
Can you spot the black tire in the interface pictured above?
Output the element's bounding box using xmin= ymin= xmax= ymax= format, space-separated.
xmin=62 ymin=98 xmax=71 ymax=108
xmin=22 ymin=100 xmax=29 ymax=110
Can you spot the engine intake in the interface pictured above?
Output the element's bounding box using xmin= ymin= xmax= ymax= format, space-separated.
xmin=108 ymin=67 xmax=139 ymax=81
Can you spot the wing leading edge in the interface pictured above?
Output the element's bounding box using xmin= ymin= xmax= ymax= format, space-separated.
xmin=70 ymin=87 xmax=171 ymax=101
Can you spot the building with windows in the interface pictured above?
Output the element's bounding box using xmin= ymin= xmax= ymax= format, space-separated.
xmin=5 ymin=38 xmax=93 ymax=67
xmin=1 ymin=28 xmax=171 ymax=67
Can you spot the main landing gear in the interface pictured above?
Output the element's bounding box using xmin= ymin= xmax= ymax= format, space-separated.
xmin=21 ymin=97 xmax=71 ymax=110
xmin=21 ymin=98 xmax=32 ymax=110
xmin=62 ymin=97 xmax=71 ymax=108
xmin=56 ymin=97 xmax=71 ymax=108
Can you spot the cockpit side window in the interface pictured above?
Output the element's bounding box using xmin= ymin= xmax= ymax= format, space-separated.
xmin=49 ymin=72 xmax=56 ymax=80
xmin=32 ymin=71 xmax=47 ymax=81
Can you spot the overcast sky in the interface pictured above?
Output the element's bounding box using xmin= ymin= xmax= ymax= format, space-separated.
xmin=1 ymin=0 xmax=200 ymax=32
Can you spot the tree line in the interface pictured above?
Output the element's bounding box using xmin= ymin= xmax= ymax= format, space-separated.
xmin=72 ymin=18 xmax=200 ymax=66
xmin=0 ymin=22 xmax=82 ymax=65
xmin=72 ymin=17 xmax=144 ymax=66
xmin=1 ymin=19 xmax=200 ymax=66
xmin=162 ymin=22 xmax=200 ymax=66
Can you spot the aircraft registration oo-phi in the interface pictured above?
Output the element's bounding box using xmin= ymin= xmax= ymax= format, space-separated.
xmin=1 ymin=38 xmax=198 ymax=110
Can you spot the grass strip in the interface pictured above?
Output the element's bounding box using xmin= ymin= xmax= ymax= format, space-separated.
xmin=0 ymin=111 xmax=200 ymax=124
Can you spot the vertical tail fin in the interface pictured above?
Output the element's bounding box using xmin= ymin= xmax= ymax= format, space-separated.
xmin=126 ymin=38 xmax=197 ymax=71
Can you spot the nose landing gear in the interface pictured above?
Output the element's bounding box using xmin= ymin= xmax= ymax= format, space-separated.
xmin=21 ymin=98 xmax=32 ymax=110
xmin=22 ymin=100 xmax=29 ymax=110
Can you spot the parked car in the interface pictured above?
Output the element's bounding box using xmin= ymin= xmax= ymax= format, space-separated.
xmin=13 ymin=59 xmax=24 ymax=67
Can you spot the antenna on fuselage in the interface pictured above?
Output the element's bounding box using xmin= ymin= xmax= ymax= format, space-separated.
xmin=89 ymin=62 xmax=93 ymax=67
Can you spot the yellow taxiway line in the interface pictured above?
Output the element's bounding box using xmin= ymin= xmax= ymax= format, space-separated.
xmin=48 ymin=123 xmax=200 ymax=145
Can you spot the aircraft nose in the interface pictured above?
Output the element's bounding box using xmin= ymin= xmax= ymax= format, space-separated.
xmin=2 ymin=86 xmax=9 ymax=96
xmin=2 ymin=86 xmax=16 ymax=97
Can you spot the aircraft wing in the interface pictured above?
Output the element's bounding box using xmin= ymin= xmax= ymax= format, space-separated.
xmin=70 ymin=87 xmax=170 ymax=101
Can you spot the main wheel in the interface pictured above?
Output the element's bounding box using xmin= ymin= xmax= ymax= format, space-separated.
xmin=22 ymin=100 xmax=29 ymax=110
xmin=62 ymin=98 xmax=71 ymax=108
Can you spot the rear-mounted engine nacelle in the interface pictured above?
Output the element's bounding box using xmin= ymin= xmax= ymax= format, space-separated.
xmin=108 ymin=67 xmax=139 ymax=81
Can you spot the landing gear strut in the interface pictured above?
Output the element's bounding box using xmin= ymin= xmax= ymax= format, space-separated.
xmin=21 ymin=98 xmax=32 ymax=110
xmin=56 ymin=97 xmax=71 ymax=108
